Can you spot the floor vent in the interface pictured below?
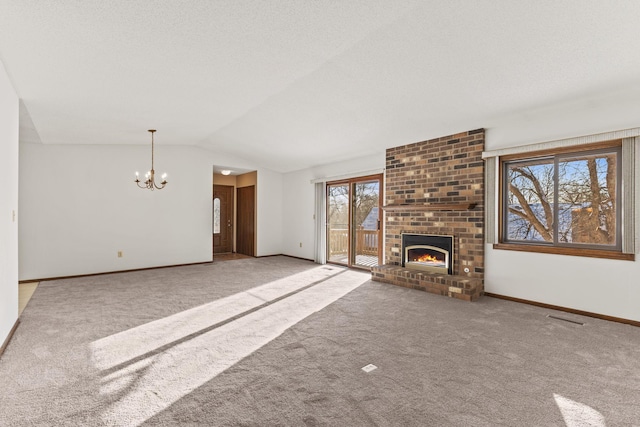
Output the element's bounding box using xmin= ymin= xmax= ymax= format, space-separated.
xmin=547 ymin=314 xmax=585 ymax=326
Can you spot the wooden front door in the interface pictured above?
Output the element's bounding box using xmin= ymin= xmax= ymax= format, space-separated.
xmin=213 ymin=185 xmax=234 ymax=254
xmin=236 ymin=185 xmax=255 ymax=257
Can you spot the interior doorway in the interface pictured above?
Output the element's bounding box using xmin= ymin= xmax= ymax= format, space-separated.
xmin=213 ymin=185 xmax=234 ymax=254
xmin=326 ymin=174 xmax=383 ymax=269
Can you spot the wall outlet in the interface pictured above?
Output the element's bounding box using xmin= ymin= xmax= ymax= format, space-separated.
xmin=117 ymin=251 xmax=123 ymax=258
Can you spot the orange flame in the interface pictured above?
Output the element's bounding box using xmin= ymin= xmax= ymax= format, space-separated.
xmin=414 ymin=254 xmax=440 ymax=263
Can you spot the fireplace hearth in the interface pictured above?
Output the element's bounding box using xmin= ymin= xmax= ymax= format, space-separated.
xmin=402 ymin=233 xmax=454 ymax=275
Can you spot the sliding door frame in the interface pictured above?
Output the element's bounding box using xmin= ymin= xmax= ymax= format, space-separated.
xmin=326 ymin=173 xmax=383 ymax=269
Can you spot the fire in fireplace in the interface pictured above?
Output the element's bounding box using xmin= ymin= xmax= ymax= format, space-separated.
xmin=402 ymin=233 xmax=454 ymax=275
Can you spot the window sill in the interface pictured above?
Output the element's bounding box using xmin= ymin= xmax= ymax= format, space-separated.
xmin=492 ymin=243 xmax=635 ymax=261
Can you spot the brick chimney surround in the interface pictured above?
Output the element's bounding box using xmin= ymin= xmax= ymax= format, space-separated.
xmin=371 ymin=129 xmax=485 ymax=301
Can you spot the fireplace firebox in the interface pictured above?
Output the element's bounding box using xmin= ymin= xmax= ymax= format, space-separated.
xmin=402 ymin=233 xmax=454 ymax=275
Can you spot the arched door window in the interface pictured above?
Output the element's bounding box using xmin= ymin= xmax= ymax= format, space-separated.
xmin=213 ymin=197 xmax=221 ymax=233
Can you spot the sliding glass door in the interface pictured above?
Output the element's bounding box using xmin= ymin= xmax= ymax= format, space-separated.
xmin=327 ymin=182 xmax=350 ymax=265
xmin=352 ymin=178 xmax=381 ymax=268
xmin=326 ymin=174 xmax=382 ymax=269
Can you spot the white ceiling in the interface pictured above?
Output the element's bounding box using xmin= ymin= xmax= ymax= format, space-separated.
xmin=2 ymin=1 xmax=640 ymax=173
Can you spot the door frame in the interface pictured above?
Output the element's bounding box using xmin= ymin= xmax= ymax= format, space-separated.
xmin=213 ymin=185 xmax=234 ymax=254
xmin=326 ymin=173 xmax=383 ymax=269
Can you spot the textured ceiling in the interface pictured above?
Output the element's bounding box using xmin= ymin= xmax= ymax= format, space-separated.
xmin=2 ymin=1 xmax=640 ymax=172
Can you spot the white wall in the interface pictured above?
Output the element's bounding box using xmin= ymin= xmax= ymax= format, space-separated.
xmin=0 ymin=61 xmax=19 ymax=346
xmin=281 ymin=153 xmax=384 ymax=260
xmin=484 ymin=93 xmax=640 ymax=322
xmin=19 ymin=143 xmax=287 ymax=280
xmin=19 ymin=144 xmax=214 ymax=280
xmin=281 ymin=168 xmax=316 ymax=260
xmin=256 ymin=168 xmax=283 ymax=256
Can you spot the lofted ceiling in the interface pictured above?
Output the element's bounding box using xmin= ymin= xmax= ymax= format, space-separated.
xmin=2 ymin=1 xmax=640 ymax=173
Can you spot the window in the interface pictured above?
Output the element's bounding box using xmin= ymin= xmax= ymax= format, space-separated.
xmin=213 ymin=198 xmax=220 ymax=234
xmin=501 ymin=140 xmax=623 ymax=254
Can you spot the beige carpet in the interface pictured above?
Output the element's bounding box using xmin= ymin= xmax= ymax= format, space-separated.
xmin=1 ymin=256 xmax=639 ymax=426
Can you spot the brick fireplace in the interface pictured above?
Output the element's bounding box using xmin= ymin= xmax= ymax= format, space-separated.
xmin=371 ymin=129 xmax=485 ymax=301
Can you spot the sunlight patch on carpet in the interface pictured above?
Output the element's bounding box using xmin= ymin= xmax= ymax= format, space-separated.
xmin=92 ymin=268 xmax=370 ymax=426
xmin=90 ymin=266 xmax=345 ymax=371
xmin=554 ymin=393 xmax=606 ymax=427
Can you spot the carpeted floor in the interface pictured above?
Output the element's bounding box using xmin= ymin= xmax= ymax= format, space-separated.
xmin=0 ymin=256 xmax=638 ymax=426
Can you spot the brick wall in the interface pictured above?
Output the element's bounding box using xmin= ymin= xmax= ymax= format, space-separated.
xmin=383 ymin=129 xmax=485 ymax=283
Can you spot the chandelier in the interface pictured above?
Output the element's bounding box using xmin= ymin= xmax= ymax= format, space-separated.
xmin=135 ymin=129 xmax=168 ymax=190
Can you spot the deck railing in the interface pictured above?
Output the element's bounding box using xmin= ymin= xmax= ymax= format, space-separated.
xmin=329 ymin=228 xmax=378 ymax=256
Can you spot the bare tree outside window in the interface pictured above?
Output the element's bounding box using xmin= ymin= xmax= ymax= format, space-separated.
xmin=327 ymin=182 xmax=379 ymax=228
xmin=505 ymin=148 xmax=619 ymax=247
xmin=558 ymin=153 xmax=616 ymax=245
xmin=328 ymin=184 xmax=349 ymax=230
xmin=353 ymin=182 xmax=379 ymax=228
xmin=507 ymin=159 xmax=554 ymax=242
